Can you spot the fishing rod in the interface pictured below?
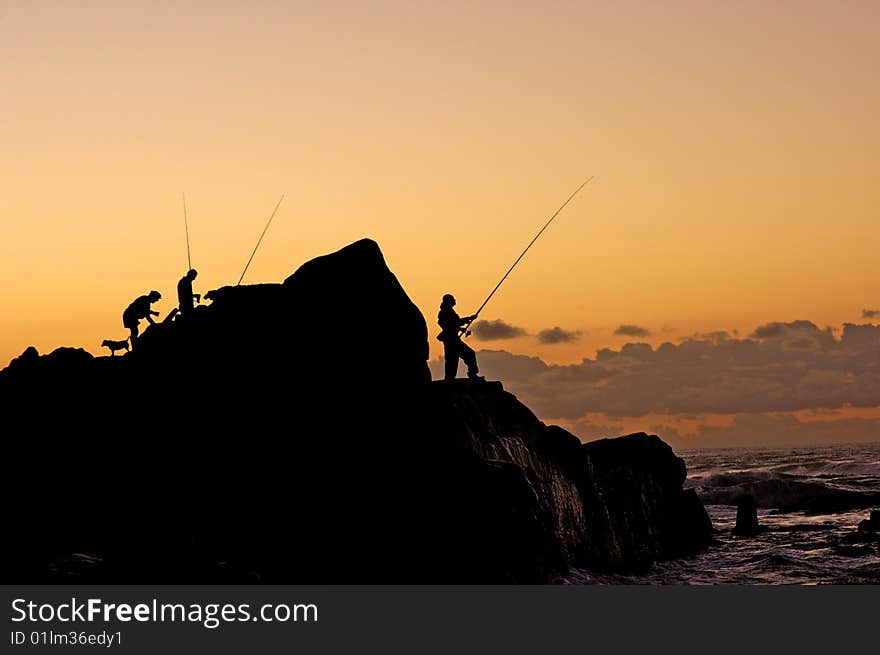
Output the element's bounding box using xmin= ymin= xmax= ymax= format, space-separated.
xmin=183 ymin=192 xmax=192 ymax=270
xmin=237 ymin=194 xmax=285 ymax=286
xmin=462 ymin=176 xmax=594 ymax=337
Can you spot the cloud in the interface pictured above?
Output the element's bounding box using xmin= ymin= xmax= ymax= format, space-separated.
xmin=654 ymin=413 xmax=880 ymax=450
xmin=470 ymin=319 xmax=527 ymax=341
xmin=750 ymin=323 xmax=784 ymax=339
xmin=537 ymin=326 xmax=581 ymax=344
xmin=750 ymin=319 xmax=825 ymax=339
xmin=682 ymin=331 xmax=732 ymax=344
xmin=428 ymin=321 xmax=880 ymax=423
xmin=559 ymin=411 xmax=880 ymax=449
xmin=862 ymin=309 xmax=880 ymax=319
xmin=614 ymin=324 xmax=651 ymax=338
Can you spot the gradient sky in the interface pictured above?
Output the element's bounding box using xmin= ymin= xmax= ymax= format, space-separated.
xmin=3 ymin=2 xmax=879 ymax=444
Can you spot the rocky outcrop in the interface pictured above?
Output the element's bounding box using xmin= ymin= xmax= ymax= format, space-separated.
xmin=421 ymin=382 xmax=712 ymax=579
xmin=0 ymin=239 xmax=712 ymax=583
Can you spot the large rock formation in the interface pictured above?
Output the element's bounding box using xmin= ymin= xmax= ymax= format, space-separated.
xmin=0 ymin=239 xmax=711 ymax=583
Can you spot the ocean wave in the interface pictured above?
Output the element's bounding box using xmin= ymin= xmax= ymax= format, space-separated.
xmin=770 ymin=461 xmax=880 ymax=477
xmin=691 ymin=470 xmax=880 ymax=512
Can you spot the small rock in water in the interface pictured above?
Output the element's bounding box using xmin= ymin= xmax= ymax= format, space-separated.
xmin=857 ymin=509 xmax=879 ymax=533
xmin=858 ymin=519 xmax=875 ymax=533
xmin=734 ymin=494 xmax=760 ymax=536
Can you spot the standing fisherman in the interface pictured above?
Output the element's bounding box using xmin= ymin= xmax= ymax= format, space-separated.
xmin=122 ymin=290 xmax=161 ymax=348
xmin=177 ymin=268 xmax=201 ymax=316
xmin=438 ymin=294 xmax=482 ymax=382
xmin=434 ymin=177 xmax=593 ymax=383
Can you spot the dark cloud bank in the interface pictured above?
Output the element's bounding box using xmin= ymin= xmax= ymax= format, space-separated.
xmin=471 ymin=319 xmax=527 ymax=341
xmin=471 ymin=319 xmax=582 ymax=344
xmin=614 ymin=324 xmax=651 ymax=337
xmin=431 ymin=320 xmax=880 ymax=447
xmin=537 ymin=326 xmax=581 ymax=344
xmin=563 ymin=412 xmax=880 ymax=449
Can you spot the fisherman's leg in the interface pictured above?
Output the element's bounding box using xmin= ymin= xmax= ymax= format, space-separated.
xmin=460 ymin=342 xmax=480 ymax=378
xmin=443 ymin=342 xmax=459 ymax=381
xmin=128 ymin=325 xmax=139 ymax=350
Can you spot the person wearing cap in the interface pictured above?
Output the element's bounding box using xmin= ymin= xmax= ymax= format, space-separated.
xmin=177 ymin=268 xmax=201 ymax=316
xmin=437 ymin=293 xmax=482 ymax=382
xmin=122 ymin=290 xmax=162 ymax=348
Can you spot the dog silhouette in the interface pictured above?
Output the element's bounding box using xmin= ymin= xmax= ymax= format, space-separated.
xmin=101 ymin=338 xmax=130 ymax=356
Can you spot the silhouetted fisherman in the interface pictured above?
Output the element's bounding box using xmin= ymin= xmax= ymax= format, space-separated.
xmin=177 ymin=268 xmax=201 ymax=316
xmin=438 ymin=294 xmax=482 ymax=382
xmin=122 ymin=290 xmax=161 ymax=347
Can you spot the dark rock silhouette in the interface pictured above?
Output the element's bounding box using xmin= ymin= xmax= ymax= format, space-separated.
xmin=0 ymin=238 xmax=711 ymax=583
xmin=838 ymin=509 xmax=880 ymax=546
xmin=733 ymin=494 xmax=761 ymax=536
xmin=831 ymin=510 xmax=880 ymax=554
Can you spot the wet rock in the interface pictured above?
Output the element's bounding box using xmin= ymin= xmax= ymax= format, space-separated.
xmin=837 ymin=510 xmax=880 ymax=548
xmin=578 ymin=434 xmax=714 ymax=568
xmin=733 ymin=494 xmax=761 ymax=536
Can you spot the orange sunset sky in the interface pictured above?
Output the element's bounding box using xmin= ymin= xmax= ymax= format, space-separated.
xmin=3 ymin=1 xmax=879 ymax=445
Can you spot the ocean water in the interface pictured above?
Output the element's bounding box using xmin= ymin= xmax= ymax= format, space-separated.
xmin=565 ymin=442 xmax=880 ymax=584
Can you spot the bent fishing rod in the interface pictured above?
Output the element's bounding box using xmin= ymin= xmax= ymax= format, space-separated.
xmin=462 ymin=176 xmax=594 ymax=337
xmin=237 ymin=194 xmax=285 ymax=286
